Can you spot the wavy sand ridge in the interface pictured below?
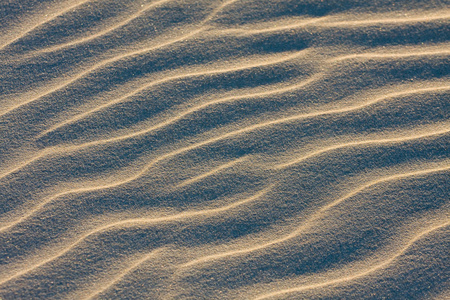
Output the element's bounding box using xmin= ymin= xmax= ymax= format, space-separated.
xmin=0 ymin=0 xmax=449 ymax=299
xmin=250 ymin=218 xmax=450 ymax=300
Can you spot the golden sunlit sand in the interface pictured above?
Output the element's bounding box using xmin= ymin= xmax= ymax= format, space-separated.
xmin=0 ymin=0 xmax=448 ymax=299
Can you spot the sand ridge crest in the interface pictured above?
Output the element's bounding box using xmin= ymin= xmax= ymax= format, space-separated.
xmin=0 ymin=0 xmax=448 ymax=299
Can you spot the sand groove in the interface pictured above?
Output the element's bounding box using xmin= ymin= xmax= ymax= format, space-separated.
xmin=252 ymin=220 xmax=450 ymax=300
xmin=176 ymin=163 xmax=450 ymax=269
xmin=0 ymin=187 xmax=272 ymax=285
xmin=2 ymin=79 xmax=446 ymax=181
xmin=1 ymin=1 xmax=448 ymax=299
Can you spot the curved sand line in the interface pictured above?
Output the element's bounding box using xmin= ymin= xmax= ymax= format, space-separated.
xmin=36 ymin=48 xmax=449 ymax=139
xmin=0 ymin=187 xmax=272 ymax=285
xmin=81 ymin=248 xmax=166 ymax=300
xmin=2 ymin=72 xmax=325 ymax=180
xmin=0 ymin=0 xmax=93 ymax=50
xmin=0 ymin=82 xmax=446 ymax=184
xmin=11 ymin=9 xmax=450 ymax=58
xmin=1 ymin=105 xmax=446 ymax=233
xmin=6 ymin=78 xmax=445 ymax=184
xmin=252 ymin=221 xmax=450 ymax=299
xmin=0 ymin=28 xmax=203 ymax=116
xmin=330 ymin=48 xmax=450 ymax=62
xmin=3 ymin=22 xmax=448 ymax=119
xmin=178 ymin=164 xmax=450 ymax=269
xmin=226 ymin=11 xmax=450 ymax=36
xmin=175 ymin=156 xmax=249 ymax=188
xmin=0 ymin=0 xmax=240 ymax=118
xmin=275 ymin=125 xmax=450 ymax=169
xmin=2 ymin=3 xmax=448 ymax=298
xmin=14 ymin=0 xmax=178 ymax=57
xmin=37 ymin=49 xmax=311 ymax=137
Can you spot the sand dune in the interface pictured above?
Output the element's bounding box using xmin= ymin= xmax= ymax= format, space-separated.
xmin=0 ymin=0 xmax=448 ymax=299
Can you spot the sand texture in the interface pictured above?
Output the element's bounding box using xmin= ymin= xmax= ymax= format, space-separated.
xmin=0 ymin=0 xmax=449 ymax=299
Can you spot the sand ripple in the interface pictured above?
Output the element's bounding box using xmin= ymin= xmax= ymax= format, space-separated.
xmin=0 ymin=0 xmax=448 ymax=299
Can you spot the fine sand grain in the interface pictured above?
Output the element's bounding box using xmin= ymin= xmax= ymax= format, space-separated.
xmin=0 ymin=0 xmax=449 ymax=299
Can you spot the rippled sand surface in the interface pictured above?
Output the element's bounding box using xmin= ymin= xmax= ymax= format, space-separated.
xmin=0 ymin=0 xmax=449 ymax=299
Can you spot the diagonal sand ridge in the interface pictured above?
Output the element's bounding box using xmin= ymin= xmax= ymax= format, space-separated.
xmin=1 ymin=1 xmax=449 ymax=298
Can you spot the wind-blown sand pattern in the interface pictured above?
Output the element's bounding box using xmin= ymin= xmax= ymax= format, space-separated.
xmin=0 ymin=0 xmax=449 ymax=299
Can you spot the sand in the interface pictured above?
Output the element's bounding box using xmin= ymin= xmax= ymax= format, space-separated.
xmin=0 ymin=0 xmax=449 ymax=299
